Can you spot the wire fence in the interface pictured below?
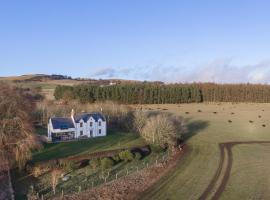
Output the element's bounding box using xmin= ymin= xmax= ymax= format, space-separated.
xmin=34 ymin=151 xmax=170 ymax=199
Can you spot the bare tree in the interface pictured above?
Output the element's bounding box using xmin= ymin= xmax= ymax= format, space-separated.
xmin=51 ymin=169 xmax=62 ymax=195
xmin=0 ymin=85 xmax=42 ymax=170
xmin=141 ymin=114 xmax=185 ymax=149
xmin=132 ymin=109 xmax=147 ymax=134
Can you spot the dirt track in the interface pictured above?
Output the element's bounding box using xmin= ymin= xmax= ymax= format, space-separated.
xmin=199 ymin=141 xmax=270 ymax=200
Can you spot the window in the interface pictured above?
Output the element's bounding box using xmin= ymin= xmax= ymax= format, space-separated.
xmin=80 ymin=131 xmax=83 ymax=136
xmin=99 ymin=121 xmax=101 ymax=126
xmin=99 ymin=129 xmax=101 ymax=134
xmin=90 ymin=122 xmax=93 ymax=127
xmin=80 ymin=122 xmax=83 ymax=127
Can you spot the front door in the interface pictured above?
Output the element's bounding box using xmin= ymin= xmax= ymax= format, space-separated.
xmin=90 ymin=130 xmax=93 ymax=137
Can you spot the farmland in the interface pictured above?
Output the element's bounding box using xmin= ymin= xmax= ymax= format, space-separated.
xmin=141 ymin=103 xmax=270 ymax=200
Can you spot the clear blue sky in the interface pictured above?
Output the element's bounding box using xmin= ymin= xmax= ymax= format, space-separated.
xmin=1 ymin=0 xmax=270 ymax=83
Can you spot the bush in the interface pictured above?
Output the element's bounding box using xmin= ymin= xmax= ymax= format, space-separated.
xmin=59 ymin=160 xmax=76 ymax=172
xmin=151 ymin=145 xmax=165 ymax=153
xmin=141 ymin=114 xmax=185 ymax=149
xmin=31 ymin=164 xmax=51 ymax=177
xmin=90 ymin=159 xmax=100 ymax=170
xmin=32 ymin=166 xmax=42 ymax=178
xmin=119 ymin=150 xmax=134 ymax=162
xmin=112 ymin=155 xmax=120 ymax=163
xmin=134 ymin=152 xmax=142 ymax=160
xmin=100 ymin=158 xmax=114 ymax=170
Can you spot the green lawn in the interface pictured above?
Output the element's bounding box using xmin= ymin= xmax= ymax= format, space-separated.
xmin=141 ymin=103 xmax=270 ymax=200
xmin=33 ymin=129 xmax=145 ymax=162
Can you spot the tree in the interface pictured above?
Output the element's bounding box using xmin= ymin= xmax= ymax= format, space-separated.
xmin=141 ymin=114 xmax=185 ymax=149
xmin=51 ymin=168 xmax=62 ymax=195
xmin=132 ymin=109 xmax=147 ymax=135
xmin=0 ymin=85 xmax=42 ymax=170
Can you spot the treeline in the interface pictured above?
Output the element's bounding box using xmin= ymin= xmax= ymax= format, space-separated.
xmin=54 ymin=83 xmax=270 ymax=104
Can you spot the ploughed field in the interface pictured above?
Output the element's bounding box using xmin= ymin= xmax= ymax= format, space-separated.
xmin=141 ymin=103 xmax=270 ymax=200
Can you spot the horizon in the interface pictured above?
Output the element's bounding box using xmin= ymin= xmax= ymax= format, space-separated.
xmin=1 ymin=0 xmax=270 ymax=83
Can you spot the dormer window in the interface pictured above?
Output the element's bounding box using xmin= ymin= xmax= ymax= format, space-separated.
xmin=99 ymin=121 xmax=101 ymax=126
xmin=90 ymin=122 xmax=93 ymax=127
xmin=80 ymin=122 xmax=83 ymax=127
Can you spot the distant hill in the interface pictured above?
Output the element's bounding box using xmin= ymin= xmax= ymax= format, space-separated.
xmin=0 ymin=74 xmax=162 ymax=85
xmin=0 ymin=74 xmax=163 ymax=100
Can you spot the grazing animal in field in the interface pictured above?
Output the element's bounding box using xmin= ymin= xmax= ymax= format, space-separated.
xmin=249 ymin=120 xmax=254 ymax=123
xmin=162 ymin=108 xmax=168 ymax=110
xmin=231 ymin=112 xmax=234 ymax=115
xmin=213 ymin=112 xmax=217 ymax=114
xmin=185 ymin=112 xmax=189 ymax=114
xmin=197 ymin=110 xmax=202 ymax=112
xmin=258 ymin=115 xmax=262 ymax=118
xmin=262 ymin=124 xmax=266 ymax=127
xmin=228 ymin=120 xmax=232 ymax=123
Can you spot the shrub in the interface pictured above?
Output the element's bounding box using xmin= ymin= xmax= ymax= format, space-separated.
xmin=59 ymin=160 xmax=76 ymax=172
xmin=32 ymin=166 xmax=42 ymax=178
xmin=119 ymin=150 xmax=134 ymax=162
xmin=141 ymin=114 xmax=185 ymax=149
xmin=132 ymin=110 xmax=147 ymax=135
xmin=90 ymin=159 xmax=100 ymax=170
xmin=100 ymin=158 xmax=114 ymax=170
xmin=112 ymin=155 xmax=120 ymax=163
xmin=31 ymin=164 xmax=51 ymax=177
xmin=134 ymin=152 xmax=142 ymax=160
xmin=151 ymin=145 xmax=165 ymax=153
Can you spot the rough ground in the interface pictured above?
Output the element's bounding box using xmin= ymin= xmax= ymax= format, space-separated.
xmin=54 ymin=147 xmax=185 ymax=200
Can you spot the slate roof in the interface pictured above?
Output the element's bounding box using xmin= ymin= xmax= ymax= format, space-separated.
xmin=74 ymin=112 xmax=106 ymax=123
xmin=51 ymin=117 xmax=75 ymax=130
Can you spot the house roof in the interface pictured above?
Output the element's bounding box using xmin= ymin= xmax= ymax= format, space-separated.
xmin=51 ymin=117 xmax=75 ymax=130
xmin=74 ymin=112 xmax=106 ymax=123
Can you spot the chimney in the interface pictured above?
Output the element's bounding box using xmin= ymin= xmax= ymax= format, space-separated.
xmin=71 ymin=109 xmax=75 ymax=121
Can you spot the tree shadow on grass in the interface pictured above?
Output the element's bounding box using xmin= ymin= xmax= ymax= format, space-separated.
xmin=182 ymin=118 xmax=209 ymax=142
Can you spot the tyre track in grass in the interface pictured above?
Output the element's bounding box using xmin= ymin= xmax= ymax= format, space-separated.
xmin=199 ymin=141 xmax=270 ymax=200
xmin=198 ymin=143 xmax=226 ymax=200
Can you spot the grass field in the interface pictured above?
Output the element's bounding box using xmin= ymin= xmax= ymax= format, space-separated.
xmin=141 ymin=103 xmax=270 ymax=200
xmin=33 ymin=129 xmax=145 ymax=162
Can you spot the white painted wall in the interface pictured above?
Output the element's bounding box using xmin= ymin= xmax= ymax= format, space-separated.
xmin=48 ymin=116 xmax=107 ymax=140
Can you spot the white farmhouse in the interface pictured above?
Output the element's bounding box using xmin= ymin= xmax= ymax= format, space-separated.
xmin=47 ymin=110 xmax=106 ymax=142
